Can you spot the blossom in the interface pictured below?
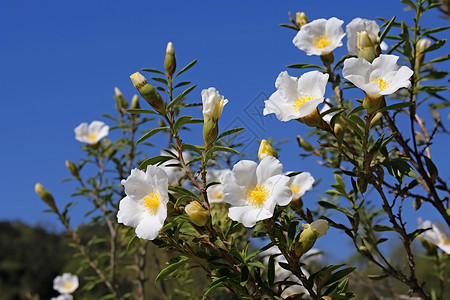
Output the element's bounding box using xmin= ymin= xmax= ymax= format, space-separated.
xmin=206 ymin=169 xmax=232 ymax=204
xmin=293 ymin=17 xmax=345 ymax=56
xmin=418 ymin=218 xmax=450 ymax=254
xmin=263 ymin=71 xmax=329 ymax=122
xmin=342 ymin=54 xmax=413 ymax=97
xmin=305 ymin=219 xmax=329 ymax=238
xmin=222 ymin=156 xmax=292 ymax=227
xmin=51 ymin=295 xmax=73 ymax=300
xmin=288 ymin=172 xmax=315 ymax=199
xmin=74 ymin=121 xmax=109 ymax=144
xmin=346 ymin=17 xmax=388 ymax=55
xmin=202 ymin=87 xmax=228 ymax=122
xmin=117 ymin=165 xmax=169 ymax=240
xmin=53 ymin=273 xmax=79 ymax=294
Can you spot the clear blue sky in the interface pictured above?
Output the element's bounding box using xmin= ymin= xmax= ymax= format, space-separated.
xmin=1 ymin=0 xmax=448 ymax=261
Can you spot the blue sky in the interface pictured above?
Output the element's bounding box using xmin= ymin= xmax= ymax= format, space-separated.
xmin=1 ymin=0 xmax=449 ymax=261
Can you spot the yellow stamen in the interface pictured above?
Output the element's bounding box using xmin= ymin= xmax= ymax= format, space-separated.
xmin=289 ymin=184 xmax=300 ymax=194
xmin=293 ymin=95 xmax=313 ymax=112
xmin=88 ymin=133 xmax=98 ymax=141
xmin=313 ymin=35 xmax=331 ymax=49
xmin=370 ymin=77 xmax=390 ymax=91
xmin=64 ymin=283 xmax=73 ymax=290
xmin=211 ymin=188 xmax=223 ymax=200
xmin=143 ymin=190 xmax=161 ymax=215
xmin=246 ymin=185 xmax=270 ymax=208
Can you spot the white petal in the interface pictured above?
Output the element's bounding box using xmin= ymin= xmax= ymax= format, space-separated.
xmin=266 ymin=175 xmax=292 ymax=206
xmin=289 ymin=172 xmax=315 ymax=198
xmin=297 ymin=71 xmax=329 ymax=97
xmin=135 ymin=215 xmax=164 ymax=240
xmin=256 ymin=156 xmax=283 ymax=184
xmin=343 ymin=57 xmax=372 ymax=91
xmin=325 ymin=17 xmax=345 ymax=50
xmin=381 ymin=66 xmax=413 ymax=95
xmin=263 ymin=91 xmax=299 ymax=122
xmin=275 ymin=71 xmax=299 ymax=101
xmin=222 ymin=173 xmax=247 ymax=206
xmin=372 ymin=54 xmax=399 ymax=73
xmin=346 ymin=18 xmax=380 ymax=55
xmin=232 ymin=160 xmax=258 ymax=187
xmin=296 ymin=98 xmax=324 ymax=118
xmin=117 ymin=196 xmax=146 ymax=228
xmin=74 ymin=122 xmax=89 ymax=143
xmin=122 ymin=168 xmax=150 ymax=200
xmin=228 ymin=206 xmax=271 ymax=228
xmin=380 ymin=41 xmax=388 ymax=51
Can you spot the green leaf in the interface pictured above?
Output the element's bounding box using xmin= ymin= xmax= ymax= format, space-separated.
xmin=407 ymin=228 xmax=430 ymax=242
xmin=401 ymin=0 xmax=416 ymax=10
xmin=205 ymin=145 xmax=241 ymax=162
xmin=167 ymin=85 xmax=197 ymax=110
xmin=168 ymin=186 xmax=199 ymax=200
xmin=247 ymin=261 xmax=265 ymax=269
xmin=127 ymin=108 xmax=158 ymax=115
xmin=423 ymin=39 xmax=447 ymax=53
xmin=202 ymin=276 xmax=227 ymax=299
xmin=379 ymin=16 xmax=396 ymax=42
xmin=368 ymin=274 xmax=389 ymax=280
xmin=173 ymin=116 xmax=192 ymax=133
xmin=373 ymin=224 xmax=394 ymax=232
xmin=318 ymin=201 xmax=338 ymax=209
xmin=156 ymin=256 xmax=189 ymax=281
xmin=342 ymin=115 xmax=363 ymax=139
xmin=414 ymin=85 xmax=448 ymax=94
xmin=217 ymin=127 xmax=245 ymax=140
xmin=139 ymin=156 xmax=173 ymax=170
xmin=181 ymin=143 xmax=204 ymax=154
xmin=279 ymin=23 xmax=299 ymax=30
xmin=174 ymin=81 xmax=191 ymax=89
xmin=424 ymin=156 xmax=438 ymax=181
xmin=175 ymin=59 xmax=198 ymax=78
xmin=286 ymin=63 xmax=326 ymax=71
xmin=420 ymin=26 xmax=450 ymax=38
xmin=378 ymin=102 xmax=413 ymax=113
xmin=151 ymin=77 xmax=168 ymax=85
xmin=427 ymin=54 xmax=450 ymax=64
xmin=136 ymin=127 xmax=168 ymax=144
xmin=324 ymin=267 xmax=356 ymax=286
xmin=141 ymin=68 xmax=165 ymax=75
xmin=268 ymin=255 xmax=276 ymax=287
xmin=347 ymin=106 xmax=364 ymax=116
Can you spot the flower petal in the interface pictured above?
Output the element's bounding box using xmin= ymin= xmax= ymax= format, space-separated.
xmin=135 ymin=216 xmax=164 ymax=240
xmin=117 ymin=196 xmax=146 ymax=228
xmin=256 ymin=156 xmax=283 ymax=184
xmin=122 ymin=168 xmax=150 ymax=200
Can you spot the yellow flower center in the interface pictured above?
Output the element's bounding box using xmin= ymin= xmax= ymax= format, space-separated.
xmin=64 ymin=283 xmax=73 ymax=291
xmin=289 ymin=184 xmax=300 ymax=194
xmin=246 ymin=185 xmax=270 ymax=208
xmin=212 ymin=189 xmax=223 ymax=199
xmin=313 ymin=35 xmax=332 ymax=49
xmin=143 ymin=190 xmax=161 ymax=215
xmin=370 ymin=77 xmax=390 ymax=91
xmin=293 ymin=95 xmax=313 ymax=112
xmin=88 ymin=133 xmax=98 ymax=141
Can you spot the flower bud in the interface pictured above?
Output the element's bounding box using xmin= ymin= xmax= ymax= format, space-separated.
xmin=363 ymin=94 xmax=384 ymax=114
xmin=185 ymin=201 xmax=208 ymax=226
xmin=130 ymin=72 xmax=165 ymax=114
xmin=295 ymin=219 xmax=329 ymax=256
xmin=35 ymin=183 xmax=56 ymax=211
xmin=65 ymin=160 xmax=80 ymax=179
xmin=295 ymin=12 xmax=308 ymax=28
xmin=131 ymin=94 xmax=140 ymax=109
xmin=258 ymin=139 xmax=278 ymax=161
xmin=299 ymin=107 xmax=323 ymax=127
xmin=415 ymin=131 xmax=425 ymax=145
xmin=357 ymin=31 xmax=376 ymax=62
xmin=333 ymin=123 xmax=342 ymax=135
xmin=164 ymin=42 xmax=176 ymax=79
xmin=114 ymin=87 xmax=128 ymax=115
xmin=415 ymin=38 xmax=431 ymax=67
xmin=203 ymin=118 xmax=218 ymax=148
xmin=297 ymin=135 xmax=313 ymax=152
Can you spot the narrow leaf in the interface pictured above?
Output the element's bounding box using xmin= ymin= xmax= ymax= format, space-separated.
xmin=136 ymin=127 xmax=168 ymax=144
xmin=175 ymin=59 xmax=197 ymax=78
xmin=167 ymin=85 xmax=197 ymax=110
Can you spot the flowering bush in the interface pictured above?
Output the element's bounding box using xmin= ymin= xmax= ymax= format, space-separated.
xmin=35 ymin=1 xmax=449 ymax=299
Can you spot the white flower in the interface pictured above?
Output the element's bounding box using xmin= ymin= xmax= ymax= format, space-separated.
xmin=51 ymin=295 xmax=73 ymax=300
xmin=74 ymin=120 xmax=109 ymax=144
xmin=222 ymin=156 xmax=292 ymax=227
xmin=288 ymin=172 xmax=315 ymax=199
xmin=117 ymin=165 xmax=169 ymax=240
xmin=418 ymin=218 xmax=450 ymax=254
xmin=319 ymin=102 xmax=336 ymax=124
xmin=202 ymin=87 xmax=228 ymax=122
xmin=206 ymin=169 xmax=232 ymax=204
xmin=263 ymin=71 xmax=329 ymax=122
xmin=293 ymin=17 xmax=345 ymax=56
xmin=53 ymin=273 xmax=78 ymax=294
xmin=342 ymin=54 xmax=413 ymax=97
xmin=346 ymin=18 xmax=387 ymax=55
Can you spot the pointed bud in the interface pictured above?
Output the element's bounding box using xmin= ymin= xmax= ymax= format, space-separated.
xmin=297 ymin=135 xmax=313 ymax=152
xmin=295 ymin=12 xmax=308 ymax=28
xmin=415 ymin=131 xmax=425 ymax=145
xmin=203 ymin=118 xmax=218 ymax=149
xmin=130 ymin=72 xmax=165 ymax=114
xmin=185 ymin=201 xmax=208 ymax=226
xmin=258 ymin=139 xmax=278 ymax=161
xmin=164 ymin=42 xmax=176 ymax=79
xmin=295 ymin=220 xmax=329 ymax=256
xmin=65 ymin=160 xmax=80 ymax=179
xmin=131 ymin=94 xmax=140 ymax=109
xmin=114 ymin=87 xmax=128 ymax=116
xmin=333 ymin=123 xmax=342 ymax=135
xmin=35 ymin=183 xmax=57 ymax=211
xmin=416 ymin=38 xmax=431 ymax=68
xmin=357 ymin=31 xmax=376 ymax=62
